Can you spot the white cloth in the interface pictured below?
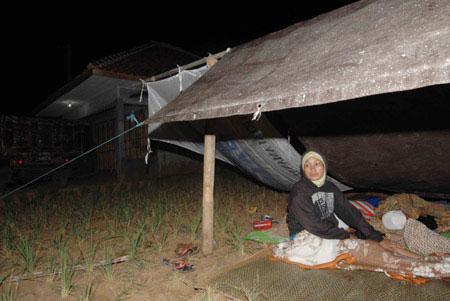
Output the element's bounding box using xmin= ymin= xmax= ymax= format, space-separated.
xmin=272 ymin=215 xmax=350 ymax=266
xmin=382 ymin=210 xmax=406 ymax=230
xmin=273 ymin=231 xmax=340 ymax=265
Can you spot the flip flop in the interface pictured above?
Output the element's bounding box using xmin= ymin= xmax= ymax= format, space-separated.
xmin=175 ymin=244 xmax=199 ymax=257
xmin=163 ymin=257 xmax=195 ymax=272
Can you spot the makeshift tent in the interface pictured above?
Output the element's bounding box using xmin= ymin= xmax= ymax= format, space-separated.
xmin=145 ymin=66 xmax=351 ymax=191
xmin=144 ymin=0 xmax=450 ymax=198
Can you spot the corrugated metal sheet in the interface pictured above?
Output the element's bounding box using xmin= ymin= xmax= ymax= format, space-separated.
xmin=145 ymin=0 xmax=450 ymax=124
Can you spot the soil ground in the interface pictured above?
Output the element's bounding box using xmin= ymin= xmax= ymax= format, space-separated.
xmin=0 ymin=169 xmax=288 ymax=300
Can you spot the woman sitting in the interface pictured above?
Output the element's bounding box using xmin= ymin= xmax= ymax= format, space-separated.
xmin=275 ymin=150 xmax=450 ymax=280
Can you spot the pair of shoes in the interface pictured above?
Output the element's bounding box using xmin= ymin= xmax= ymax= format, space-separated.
xmin=175 ymin=243 xmax=199 ymax=257
xmin=163 ymin=257 xmax=194 ymax=272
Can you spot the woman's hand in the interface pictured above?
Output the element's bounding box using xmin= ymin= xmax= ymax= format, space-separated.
xmin=349 ymin=233 xmax=358 ymax=240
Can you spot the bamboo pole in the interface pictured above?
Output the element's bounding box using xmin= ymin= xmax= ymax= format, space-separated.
xmin=202 ymin=134 xmax=216 ymax=255
xmin=148 ymin=48 xmax=230 ymax=82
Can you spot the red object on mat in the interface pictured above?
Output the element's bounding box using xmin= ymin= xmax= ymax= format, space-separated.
xmin=253 ymin=219 xmax=272 ymax=231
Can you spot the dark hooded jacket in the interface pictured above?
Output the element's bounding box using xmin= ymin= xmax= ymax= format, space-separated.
xmin=287 ymin=176 xmax=384 ymax=241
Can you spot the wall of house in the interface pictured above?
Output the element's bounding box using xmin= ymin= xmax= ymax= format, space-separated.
xmin=85 ymin=105 xmax=202 ymax=178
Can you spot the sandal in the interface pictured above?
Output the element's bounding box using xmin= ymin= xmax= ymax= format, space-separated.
xmin=175 ymin=243 xmax=199 ymax=257
xmin=163 ymin=257 xmax=194 ymax=272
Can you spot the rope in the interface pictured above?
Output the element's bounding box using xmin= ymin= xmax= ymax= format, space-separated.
xmin=177 ymin=65 xmax=183 ymax=92
xmin=138 ymin=79 xmax=146 ymax=102
xmin=252 ymin=104 xmax=262 ymax=121
xmin=0 ymin=122 xmax=144 ymax=200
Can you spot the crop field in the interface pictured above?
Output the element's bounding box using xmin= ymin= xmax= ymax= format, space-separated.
xmin=0 ymin=169 xmax=287 ymax=300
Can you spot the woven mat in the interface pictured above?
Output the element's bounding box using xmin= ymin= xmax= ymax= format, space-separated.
xmin=209 ymin=254 xmax=450 ymax=301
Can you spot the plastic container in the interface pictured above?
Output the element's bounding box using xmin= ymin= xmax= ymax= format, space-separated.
xmin=253 ymin=219 xmax=272 ymax=231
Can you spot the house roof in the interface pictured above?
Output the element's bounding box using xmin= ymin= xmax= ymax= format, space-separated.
xmin=145 ymin=0 xmax=450 ymax=124
xmin=35 ymin=41 xmax=200 ymax=119
xmin=87 ymin=41 xmax=201 ymax=80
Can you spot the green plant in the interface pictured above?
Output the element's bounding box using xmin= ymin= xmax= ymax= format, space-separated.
xmin=40 ymin=204 xmax=50 ymax=227
xmin=59 ymin=214 xmax=69 ymax=235
xmin=15 ymin=237 xmax=37 ymax=273
xmin=0 ymin=274 xmax=6 ymax=285
xmin=52 ymin=233 xmax=65 ymax=252
xmin=78 ymin=281 xmax=94 ymax=301
xmin=171 ymin=208 xmax=183 ymax=238
xmin=31 ymin=217 xmax=42 ymax=241
xmin=129 ymin=223 xmax=146 ymax=259
xmin=1 ymin=225 xmax=15 ymax=254
xmin=46 ymin=256 xmax=57 ymax=283
xmin=154 ymin=225 xmax=169 ymax=253
xmin=59 ymin=247 xmax=74 ymax=298
xmin=122 ymin=204 xmax=133 ymax=228
xmin=101 ymin=245 xmax=114 ymax=281
xmin=217 ymin=203 xmax=231 ymax=234
xmin=84 ymin=232 xmax=98 ymax=273
xmin=0 ymin=282 xmax=19 ymax=301
xmin=80 ymin=205 xmax=93 ymax=231
xmin=226 ymin=223 xmax=245 ymax=255
xmin=149 ymin=206 xmax=162 ymax=236
xmin=113 ymin=207 xmax=121 ymax=230
xmin=71 ymin=223 xmax=84 ymax=248
xmin=189 ymin=209 xmax=202 ymax=241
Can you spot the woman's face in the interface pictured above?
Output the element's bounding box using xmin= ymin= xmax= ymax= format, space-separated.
xmin=303 ymin=157 xmax=325 ymax=181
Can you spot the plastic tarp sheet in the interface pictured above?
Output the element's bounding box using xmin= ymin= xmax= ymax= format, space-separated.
xmin=145 ymin=67 xmax=350 ymax=192
xmin=144 ymin=0 xmax=450 ymax=124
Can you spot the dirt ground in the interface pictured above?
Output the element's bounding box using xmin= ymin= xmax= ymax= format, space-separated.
xmin=1 ymin=222 xmax=283 ymax=301
xmin=0 ymin=170 xmax=288 ymax=301
xmin=4 ymin=168 xmax=447 ymax=300
xmin=11 ymin=243 xmax=261 ymax=301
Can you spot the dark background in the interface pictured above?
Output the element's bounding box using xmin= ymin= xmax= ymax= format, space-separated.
xmin=3 ymin=1 xmax=358 ymax=116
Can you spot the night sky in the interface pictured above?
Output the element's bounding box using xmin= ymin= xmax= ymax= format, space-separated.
xmin=4 ymin=1 xmax=358 ymax=117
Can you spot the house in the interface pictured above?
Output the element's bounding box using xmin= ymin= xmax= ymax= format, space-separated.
xmin=34 ymin=41 xmax=203 ymax=178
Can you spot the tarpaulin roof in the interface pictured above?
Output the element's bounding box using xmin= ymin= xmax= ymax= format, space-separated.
xmin=145 ymin=0 xmax=450 ymax=124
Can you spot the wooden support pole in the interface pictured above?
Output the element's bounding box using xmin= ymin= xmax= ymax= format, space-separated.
xmin=116 ymin=93 xmax=124 ymax=180
xmin=202 ymin=134 xmax=216 ymax=255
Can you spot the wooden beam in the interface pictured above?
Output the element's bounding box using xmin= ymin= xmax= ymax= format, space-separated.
xmin=202 ymin=134 xmax=216 ymax=255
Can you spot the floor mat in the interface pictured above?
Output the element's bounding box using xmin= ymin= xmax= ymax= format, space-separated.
xmin=209 ymin=254 xmax=450 ymax=301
